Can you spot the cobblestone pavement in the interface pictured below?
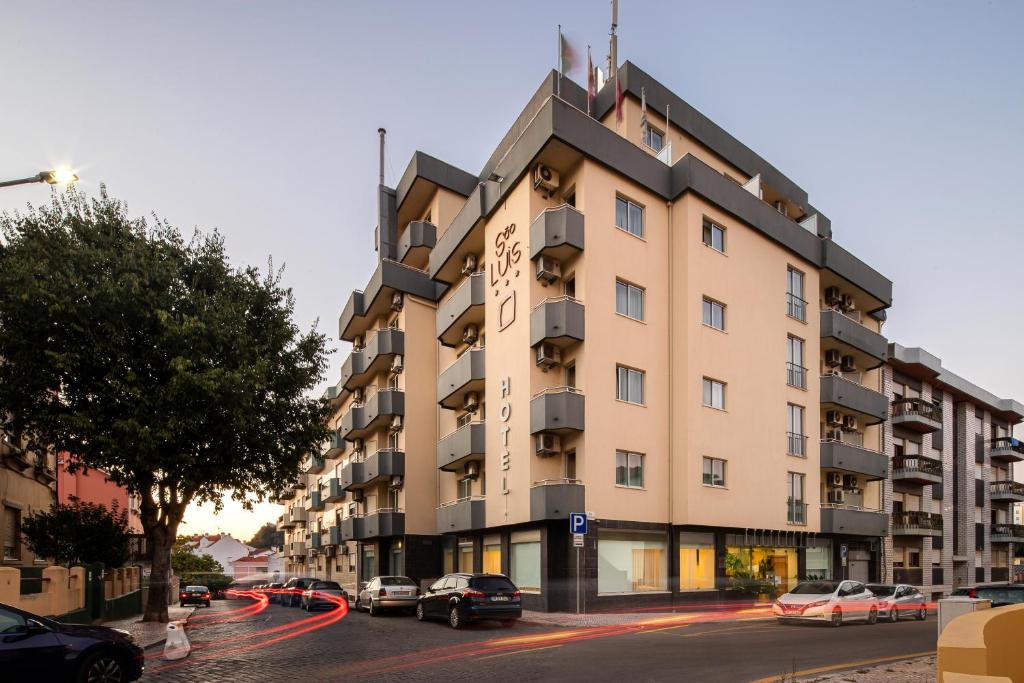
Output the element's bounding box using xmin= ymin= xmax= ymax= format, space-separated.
xmin=796 ymin=655 xmax=935 ymax=682
xmin=105 ymin=605 xmax=195 ymax=649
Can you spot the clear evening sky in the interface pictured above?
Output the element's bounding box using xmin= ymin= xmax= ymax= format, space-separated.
xmin=3 ymin=1 xmax=1022 ymax=540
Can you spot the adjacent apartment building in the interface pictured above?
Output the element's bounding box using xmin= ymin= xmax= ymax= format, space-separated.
xmin=1 ymin=433 xmax=56 ymax=567
xmin=276 ymin=61 xmax=1018 ymax=611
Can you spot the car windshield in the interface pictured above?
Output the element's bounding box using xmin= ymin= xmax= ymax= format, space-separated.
xmin=789 ymin=581 xmax=839 ymax=595
xmin=185 ymin=586 xmax=209 ymax=592
xmin=867 ymin=585 xmax=896 ymax=596
xmin=381 ymin=577 xmax=416 ymax=586
xmin=470 ymin=576 xmax=517 ymax=592
xmin=314 ymin=581 xmax=342 ymax=590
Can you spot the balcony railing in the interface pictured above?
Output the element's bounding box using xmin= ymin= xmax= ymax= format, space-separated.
xmin=786 ymin=363 xmax=807 ymax=389
xmin=786 ymin=499 xmax=808 ymax=525
xmin=991 ymin=523 xmax=1024 ymax=542
xmin=989 ymin=437 xmax=1024 ymax=462
xmin=892 ymin=510 xmax=943 ymax=532
xmin=786 ymin=293 xmax=807 ymax=322
xmin=891 ymin=398 xmax=942 ymax=423
xmin=787 ymin=432 xmax=807 ymax=458
xmin=990 ymin=480 xmax=1024 ymax=500
xmin=892 ymin=454 xmax=943 ymax=479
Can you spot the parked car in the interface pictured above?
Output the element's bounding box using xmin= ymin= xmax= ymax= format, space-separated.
xmin=0 ymin=601 xmax=145 ymax=682
xmin=951 ymin=583 xmax=1024 ymax=607
xmin=416 ymin=573 xmax=521 ymax=629
xmin=179 ymin=585 xmax=211 ymax=607
xmin=774 ymin=580 xmax=878 ymax=626
xmin=300 ymin=581 xmax=348 ymax=611
xmin=265 ymin=581 xmax=285 ymax=603
xmin=281 ymin=577 xmax=318 ymax=607
xmin=356 ymin=576 xmax=420 ymax=615
xmin=865 ymin=584 xmax=928 ymax=622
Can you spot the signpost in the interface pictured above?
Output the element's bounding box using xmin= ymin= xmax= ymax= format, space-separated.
xmin=570 ymin=513 xmax=587 ymax=614
xmin=840 ymin=544 xmax=848 ymax=579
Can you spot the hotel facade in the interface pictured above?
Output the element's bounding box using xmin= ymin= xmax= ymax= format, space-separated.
xmin=277 ymin=62 xmax=1020 ymax=611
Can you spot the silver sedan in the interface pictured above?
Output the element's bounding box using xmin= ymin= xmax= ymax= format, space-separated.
xmin=866 ymin=583 xmax=928 ymax=622
xmin=356 ymin=576 xmax=420 ymax=616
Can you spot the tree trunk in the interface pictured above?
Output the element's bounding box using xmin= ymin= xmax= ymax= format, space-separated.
xmin=143 ymin=524 xmax=172 ymax=623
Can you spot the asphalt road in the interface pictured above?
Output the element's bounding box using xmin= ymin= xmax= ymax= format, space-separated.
xmin=140 ymin=598 xmax=937 ymax=682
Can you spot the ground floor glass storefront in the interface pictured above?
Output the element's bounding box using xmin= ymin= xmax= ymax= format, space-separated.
xmin=597 ymin=529 xmax=668 ymax=594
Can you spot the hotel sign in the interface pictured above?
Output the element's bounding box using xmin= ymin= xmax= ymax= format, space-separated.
xmin=489 ymin=222 xmax=521 ymax=331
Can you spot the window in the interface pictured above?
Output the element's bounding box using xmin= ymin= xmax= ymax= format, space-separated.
xmin=387 ymin=429 xmax=399 ymax=450
xmin=786 ymin=336 xmax=806 ymax=389
xmin=787 ymin=472 xmax=805 ymax=525
xmin=2 ymin=506 xmax=20 ymax=561
xmin=597 ymin=529 xmax=667 ymax=594
xmin=787 ymin=404 xmax=806 ymax=457
xmin=702 ymin=457 xmax=726 ymax=487
xmin=644 ymin=126 xmax=664 ymax=152
xmin=786 ymin=267 xmax=806 ymax=322
xmin=615 ymin=196 xmax=644 ymax=238
xmin=564 ymin=274 xmax=576 ymax=298
xmin=564 ymin=363 xmax=576 ymax=389
xmin=564 ymin=450 xmax=577 ymax=479
xmin=387 ymin=487 xmax=399 ymax=510
xmin=510 ymin=533 xmax=542 ymax=592
xmin=679 ymin=532 xmax=715 ymax=591
xmin=702 ymin=378 xmax=725 ymax=410
xmin=458 ymin=540 xmax=474 ymax=572
xmin=615 ymin=450 xmax=644 ymax=488
xmin=565 ymin=189 xmax=576 ymax=207
xmin=702 ymin=219 xmax=726 ymax=253
xmin=702 ymin=297 xmax=725 ymax=331
xmin=457 ymin=477 xmax=472 ymax=499
xmin=483 ymin=541 xmax=501 ymax=574
xmin=615 ymin=280 xmax=645 ymax=321
xmin=616 ymin=366 xmax=645 ymax=404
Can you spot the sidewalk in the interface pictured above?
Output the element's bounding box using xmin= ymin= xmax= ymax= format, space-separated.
xmin=103 ymin=605 xmax=196 ymax=649
xmin=795 ymin=655 xmax=935 ymax=682
xmin=521 ymin=606 xmax=774 ymax=628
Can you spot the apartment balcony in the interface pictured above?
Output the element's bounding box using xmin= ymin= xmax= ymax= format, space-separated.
xmin=305 ymin=490 xmax=324 ymax=512
xmin=989 ymin=437 xmax=1024 ymax=463
xmin=322 ymin=478 xmax=346 ymax=504
xmin=309 ymin=532 xmax=322 ymax=551
xmin=819 ymin=308 xmax=888 ymax=365
xmin=892 ymin=454 xmax=944 ymax=486
xmin=361 ymin=509 xmax=405 ymax=538
xmin=340 ymin=515 xmax=365 ymax=542
xmin=323 ymin=431 xmax=345 ymax=458
xmin=339 ymin=389 xmax=405 ymax=441
xmin=990 ymin=480 xmax=1024 ymax=503
xmin=437 ymin=348 xmax=486 ymax=410
xmin=820 ymin=504 xmax=888 ymax=537
xmin=892 ymin=510 xmax=943 ymax=537
xmin=530 ymin=387 xmax=585 ymax=434
xmin=323 ymin=383 xmax=346 ymax=410
xmin=893 ymin=568 xmax=923 ymax=586
xmin=286 ymin=541 xmax=306 ymax=558
xmin=820 ymin=439 xmax=888 ymax=480
xmin=339 ymin=328 xmax=405 ymax=391
xmin=289 ymin=507 xmax=308 ymax=526
xmin=529 ymin=205 xmax=585 ymax=261
xmin=398 ymin=220 xmax=436 ymax=266
xmin=436 ymin=496 xmax=486 ymax=533
xmin=437 ymin=421 xmax=486 ymax=472
xmin=530 ymin=296 xmax=585 ymax=348
xmin=305 ymin=454 xmax=326 ymax=474
xmin=991 ymin=524 xmax=1024 ymax=544
xmin=820 ymin=373 xmax=889 ymax=424
xmin=338 ymin=259 xmax=440 ymax=341
xmin=324 ymin=525 xmax=343 ymax=547
xmin=530 ymin=480 xmax=584 ymax=521
xmin=436 ymin=272 xmax=486 ymax=347
xmin=277 ymin=486 xmax=296 ymax=501
xmin=275 ymin=515 xmax=291 ymax=531
xmin=341 ymin=449 xmax=405 ymax=490
xmin=890 ymin=398 xmax=942 ymax=433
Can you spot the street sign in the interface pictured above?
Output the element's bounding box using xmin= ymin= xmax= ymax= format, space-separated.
xmin=840 ymin=544 xmax=848 ymax=559
xmin=573 ymin=533 xmax=585 ymax=547
xmin=569 ymin=512 xmax=588 ymax=535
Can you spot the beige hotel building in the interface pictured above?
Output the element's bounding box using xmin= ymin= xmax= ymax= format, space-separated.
xmin=276 ymin=61 xmax=1019 ymax=611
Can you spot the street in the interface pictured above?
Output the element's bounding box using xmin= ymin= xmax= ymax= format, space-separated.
xmin=141 ymin=598 xmax=937 ymax=682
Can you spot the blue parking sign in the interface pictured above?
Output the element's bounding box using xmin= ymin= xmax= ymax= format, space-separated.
xmin=569 ymin=512 xmax=587 ymax=535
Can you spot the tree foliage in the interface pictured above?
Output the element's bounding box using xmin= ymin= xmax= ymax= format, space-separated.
xmin=247 ymin=522 xmax=284 ymax=549
xmin=171 ymin=546 xmax=225 ymax=575
xmin=0 ymin=189 xmax=331 ymax=620
xmin=20 ymin=497 xmax=130 ymax=568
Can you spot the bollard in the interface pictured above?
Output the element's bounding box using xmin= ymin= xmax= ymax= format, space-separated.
xmin=162 ymin=620 xmax=191 ymax=660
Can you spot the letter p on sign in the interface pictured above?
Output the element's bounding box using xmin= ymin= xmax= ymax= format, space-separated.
xmin=569 ymin=512 xmax=587 ymax=535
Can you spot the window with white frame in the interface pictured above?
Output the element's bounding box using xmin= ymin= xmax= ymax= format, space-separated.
xmin=644 ymin=126 xmax=664 ymax=152
xmin=616 ymin=280 xmax=645 ymax=321
xmin=786 ymin=267 xmax=806 ymax=321
xmin=702 ymin=457 xmax=726 ymax=487
xmin=787 ymin=472 xmax=806 ymax=524
xmin=615 ymin=450 xmax=644 ymax=488
xmin=616 ymin=366 xmax=645 ymax=404
xmin=787 ymin=335 xmax=806 ymax=389
xmin=787 ymin=404 xmax=806 ymax=457
xmin=702 ymin=297 xmax=725 ymax=331
xmin=702 ymin=219 xmax=726 ymax=253
xmin=615 ymin=196 xmax=644 ymax=238
xmin=702 ymin=378 xmax=725 ymax=409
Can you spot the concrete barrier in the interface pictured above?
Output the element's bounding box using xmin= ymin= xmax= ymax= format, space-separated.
xmin=938 ymin=603 xmax=1024 ymax=681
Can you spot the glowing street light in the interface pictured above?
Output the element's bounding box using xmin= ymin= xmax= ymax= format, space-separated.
xmin=0 ymin=166 xmax=79 ymax=189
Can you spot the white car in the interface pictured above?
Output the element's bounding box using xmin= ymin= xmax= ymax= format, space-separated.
xmin=774 ymin=580 xmax=878 ymax=626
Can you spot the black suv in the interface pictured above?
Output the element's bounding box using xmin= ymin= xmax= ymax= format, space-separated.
xmin=416 ymin=573 xmax=521 ymax=628
xmin=951 ymin=583 xmax=1024 ymax=607
xmin=281 ymin=577 xmax=318 ymax=607
xmin=0 ymin=602 xmax=145 ymax=681
xmin=265 ymin=581 xmax=285 ymax=603
xmin=179 ymin=585 xmax=211 ymax=607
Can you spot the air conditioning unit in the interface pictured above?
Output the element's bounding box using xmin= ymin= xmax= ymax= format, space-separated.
xmin=352 ymin=335 xmax=365 ymax=351
xmin=535 ymin=432 xmax=561 ymax=457
xmin=826 ymin=410 xmax=843 ymax=427
xmin=463 ymin=391 xmax=480 ymax=413
xmin=465 ymin=461 xmax=480 ymax=480
xmin=825 ymin=286 xmax=842 ymax=308
xmin=389 ymin=475 xmax=403 ymax=489
xmin=391 ymin=292 xmax=404 ymax=311
xmin=390 ymin=355 xmax=404 ymax=374
xmin=536 ymin=343 xmax=562 ymax=370
xmin=840 ymin=355 xmax=856 ymax=373
xmin=842 ymin=474 xmax=858 ymax=490
xmin=461 ymin=253 xmax=478 ymax=276
xmin=533 ymin=163 xmax=560 ymax=195
xmin=462 ymin=324 xmax=479 ymax=345
xmin=351 ymin=489 xmax=364 ymax=503
xmin=842 ymin=415 xmax=858 ymax=432
xmin=825 ymin=349 xmax=842 ymax=367
xmin=353 ymin=388 xmax=365 ymax=404
xmin=827 ymin=488 xmax=845 ymax=504
xmin=535 ymin=255 xmax=562 ymax=285
xmin=353 ymin=438 xmax=364 ymax=453
xmin=827 ymin=472 xmax=843 ymax=488
xmin=389 ymin=416 xmax=403 ymax=433
xmin=840 ymin=294 xmax=855 ymax=313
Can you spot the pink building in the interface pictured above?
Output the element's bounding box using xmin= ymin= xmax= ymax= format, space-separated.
xmin=57 ymin=455 xmax=143 ymax=532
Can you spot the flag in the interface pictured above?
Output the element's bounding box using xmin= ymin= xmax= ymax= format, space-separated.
xmin=640 ymin=86 xmax=648 ymax=137
xmin=587 ymin=46 xmax=596 ymax=115
xmin=615 ymin=76 xmax=624 ymax=126
xmin=560 ymin=31 xmax=578 ymax=77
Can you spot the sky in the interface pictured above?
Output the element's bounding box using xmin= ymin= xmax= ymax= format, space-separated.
xmin=3 ymin=1 xmax=1023 ymax=539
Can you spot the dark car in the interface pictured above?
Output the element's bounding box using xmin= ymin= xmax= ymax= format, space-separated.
xmin=300 ymin=581 xmax=348 ymax=612
xmin=179 ymin=585 xmax=211 ymax=607
xmin=951 ymin=583 xmax=1024 ymax=607
xmin=0 ymin=602 xmax=144 ymax=682
xmin=281 ymin=577 xmax=318 ymax=607
xmin=265 ymin=582 xmax=285 ymax=604
xmin=416 ymin=573 xmax=521 ymax=629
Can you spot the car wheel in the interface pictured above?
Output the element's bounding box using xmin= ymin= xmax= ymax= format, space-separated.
xmin=917 ymin=606 xmax=927 ymax=621
xmin=415 ymin=602 xmax=426 ymax=621
xmin=76 ymin=650 xmax=127 ymax=683
xmin=449 ymin=606 xmax=462 ymax=629
xmin=867 ymin=606 xmax=878 ymax=625
xmin=369 ymin=600 xmax=378 ymax=617
xmin=889 ymin=606 xmax=899 ymax=623
xmin=830 ymin=607 xmax=842 ymax=627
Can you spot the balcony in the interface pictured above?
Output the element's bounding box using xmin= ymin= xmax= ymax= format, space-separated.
xmin=277 ymin=486 xmax=296 ymax=501
xmin=990 ymin=480 xmax=1024 ymax=503
xmin=529 ymin=205 xmax=585 ymax=261
xmin=323 ymin=383 xmax=346 ymax=410
xmin=324 ymin=525 xmax=343 ymax=546
xmin=820 ymin=373 xmax=889 ymax=424
xmin=361 ymin=509 xmax=405 ymax=538
xmin=305 ymin=490 xmax=324 ymax=512
xmin=339 ymin=328 xmax=405 ymax=391
xmin=340 ymin=515 xmax=365 ymax=541
xmin=530 ymin=297 xmax=585 ymax=348
xmin=893 ymin=568 xmax=923 ymax=586
xmin=309 ymin=532 xmax=322 ymax=551
xmin=437 ymin=421 xmax=486 ymax=472
xmin=276 ymin=515 xmax=290 ymax=531
xmin=892 ymin=510 xmax=943 ymax=537
xmin=339 ymin=389 xmax=405 ymax=441
xmin=437 ymin=348 xmax=486 ymax=410
xmin=321 ymin=478 xmax=346 ymax=504
xmin=820 ymin=439 xmax=888 ymax=480
xmin=892 ymin=454 xmax=944 ymax=486
xmin=397 ymin=220 xmax=436 ymax=266
xmin=991 ymin=524 xmax=1024 ymax=543
xmin=341 ymin=449 xmax=405 ymax=490
xmin=989 ymin=438 xmax=1024 ymax=463
xmin=530 ymin=387 xmax=585 ymax=434
xmin=289 ymin=507 xmax=308 ymax=526
xmin=530 ymin=480 xmax=585 ymax=521
xmin=819 ymin=309 xmax=888 ymax=365
xmin=338 ymin=259 xmax=440 ymax=341
xmin=323 ymin=431 xmax=345 ymax=458
xmin=820 ymin=504 xmax=888 ymax=537
xmin=436 ymin=272 xmax=486 ymax=347
xmin=286 ymin=541 xmax=306 ymax=558
xmin=305 ymin=454 xmax=326 ymax=474
xmin=890 ymin=398 xmax=942 ymax=433
xmin=437 ymin=496 xmax=486 ymax=533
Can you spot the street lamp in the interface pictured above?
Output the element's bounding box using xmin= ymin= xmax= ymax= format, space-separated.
xmin=0 ymin=167 xmax=79 ymax=189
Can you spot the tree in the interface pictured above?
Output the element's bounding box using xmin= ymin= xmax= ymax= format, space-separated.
xmin=247 ymin=522 xmax=284 ymax=550
xmin=171 ymin=547 xmax=233 ymax=597
xmin=21 ymin=497 xmax=130 ymax=568
xmin=0 ymin=189 xmax=330 ymax=621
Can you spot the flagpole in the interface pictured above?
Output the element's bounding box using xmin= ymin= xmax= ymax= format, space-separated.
xmin=557 ymin=24 xmax=562 ymax=97
xmin=587 ymin=45 xmax=592 ymax=117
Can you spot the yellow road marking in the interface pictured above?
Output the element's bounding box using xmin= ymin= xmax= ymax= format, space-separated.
xmin=748 ymin=650 xmax=935 ymax=683
xmin=479 ymin=644 xmax=563 ymax=660
xmin=639 ymin=624 xmax=691 ymax=634
xmin=486 ymin=630 xmax=588 ymax=647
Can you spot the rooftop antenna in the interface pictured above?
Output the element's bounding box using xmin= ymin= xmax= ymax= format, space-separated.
xmin=377 ymin=127 xmax=386 ymax=186
xmin=608 ymin=0 xmax=618 ymax=79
